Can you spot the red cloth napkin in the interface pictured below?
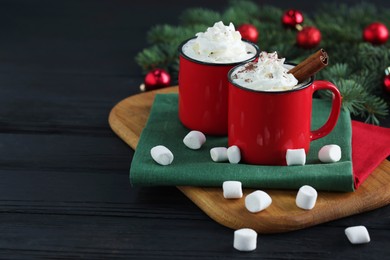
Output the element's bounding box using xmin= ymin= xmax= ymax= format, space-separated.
xmin=352 ymin=120 xmax=390 ymax=188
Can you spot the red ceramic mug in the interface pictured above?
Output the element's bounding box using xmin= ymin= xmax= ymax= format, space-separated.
xmin=228 ymin=63 xmax=342 ymax=165
xmin=178 ymin=37 xmax=260 ymax=135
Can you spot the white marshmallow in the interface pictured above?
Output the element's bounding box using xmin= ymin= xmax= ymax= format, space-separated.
xmin=222 ymin=181 xmax=243 ymax=199
xmin=318 ymin=144 xmax=341 ymax=163
xmin=296 ymin=185 xmax=318 ymax=210
xmin=227 ymin=145 xmax=241 ymax=164
xmin=345 ymin=226 xmax=370 ymax=244
xmin=286 ymin=148 xmax=306 ymax=166
xmin=150 ymin=145 xmax=174 ymax=166
xmin=210 ymin=147 xmax=228 ymax=162
xmin=233 ymin=228 xmax=257 ymax=251
xmin=245 ymin=190 xmax=272 ymax=213
xmin=183 ymin=130 xmax=206 ymax=150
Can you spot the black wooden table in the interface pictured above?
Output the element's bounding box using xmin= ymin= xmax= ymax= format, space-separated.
xmin=0 ymin=1 xmax=389 ymax=259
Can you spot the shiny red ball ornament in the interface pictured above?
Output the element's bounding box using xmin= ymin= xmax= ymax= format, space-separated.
xmin=282 ymin=9 xmax=304 ymax=29
xmin=384 ymin=67 xmax=390 ymax=93
xmin=384 ymin=75 xmax=390 ymax=93
xmin=140 ymin=68 xmax=171 ymax=91
xmin=238 ymin=24 xmax=259 ymax=43
xmin=296 ymin=26 xmax=322 ymax=49
xmin=363 ymin=22 xmax=389 ymax=45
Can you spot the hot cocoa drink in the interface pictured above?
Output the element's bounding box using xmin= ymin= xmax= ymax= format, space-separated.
xmin=230 ymin=52 xmax=309 ymax=91
xmin=178 ymin=21 xmax=259 ymax=135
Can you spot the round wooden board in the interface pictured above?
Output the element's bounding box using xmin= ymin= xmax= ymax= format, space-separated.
xmin=109 ymin=86 xmax=390 ymax=233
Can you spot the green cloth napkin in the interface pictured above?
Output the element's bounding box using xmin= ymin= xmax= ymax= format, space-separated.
xmin=130 ymin=94 xmax=354 ymax=192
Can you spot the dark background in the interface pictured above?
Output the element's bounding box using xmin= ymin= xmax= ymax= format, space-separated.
xmin=0 ymin=0 xmax=389 ymax=259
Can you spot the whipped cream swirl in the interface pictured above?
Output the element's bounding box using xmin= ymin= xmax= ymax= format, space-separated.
xmin=182 ymin=21 xmax=256 ymax=63
xmin=231 ymin=52 xmax=299 ymax=91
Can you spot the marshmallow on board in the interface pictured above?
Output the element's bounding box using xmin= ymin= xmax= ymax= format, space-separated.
xmin=296 ymin=185 xmax=318 ymax=210
xmin=245 ymin=190 xmax=272 ymax=213
xmin=223 ymin=181 xmax=243 ymax=199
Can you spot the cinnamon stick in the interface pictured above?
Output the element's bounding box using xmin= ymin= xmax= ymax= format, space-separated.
xmin=288 ymin=49 xmax=328 ymax=82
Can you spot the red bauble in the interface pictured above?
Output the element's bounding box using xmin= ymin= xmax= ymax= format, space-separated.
xmin=296 ymin=26 xmax=322 ymax=49
xmin=363 ymin=22 xmax=389 ymax=45
xmin=141 ymin=68 xmax=171 ymax=91
xmin=384 ymin=68 xmax=390 ymax=93
xmin=282 ymin=9 xmax=304 ymax=29
xmin=384 ymin=75 xmax=390 ymax=93
xmin=238 ymin=24 xmax=259 ymax=43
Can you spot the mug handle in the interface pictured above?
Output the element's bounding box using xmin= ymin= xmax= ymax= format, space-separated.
xmin=310 ymin=80 xmax=342 ymax=141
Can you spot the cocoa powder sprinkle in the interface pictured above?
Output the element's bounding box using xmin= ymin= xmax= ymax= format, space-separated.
xmin=244 ymin=63 xmax=257 ymax=71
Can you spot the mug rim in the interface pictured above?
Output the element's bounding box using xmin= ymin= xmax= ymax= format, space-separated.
xmin=228 ymin=62 xmax=314 ymax=94
xmin=178 ymin=36 xmax=260 ymax=66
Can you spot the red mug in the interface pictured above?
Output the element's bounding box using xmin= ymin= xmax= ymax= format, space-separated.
xmin=228 ymin=63 xmax=342 ymax=165
xmin=178 ymin=37 xmax=260 ymax=135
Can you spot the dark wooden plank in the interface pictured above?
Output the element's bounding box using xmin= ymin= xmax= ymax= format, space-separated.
xmin=0 ymin=133 xmax=130 ymax=172
xmin=0 ymin=73 xmax=138 ymax=135
xmin=0 ymin=0 xmax=228 ymax=77
xmin=0 ymin=209 xmax=388 ymax=259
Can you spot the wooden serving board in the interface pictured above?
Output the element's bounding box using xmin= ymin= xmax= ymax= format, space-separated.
xmin=109 ymin=86 xmax=390 ymax=233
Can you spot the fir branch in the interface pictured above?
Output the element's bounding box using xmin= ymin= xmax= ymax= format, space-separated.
xmin=257 ymin=22 xmax=297 ymax=52
xmin=222 ymin=0 xmax=260 ymax=24
xmin=228 ymin=0 xmax=259 ymax=13
xmin=135 ymin=43 xmax=179 ymax=73
xmin=135 ymin=1 xmax=390 ymax=124
xmin=320 ymin=63 xmax=350 ymax=81
xmin=357 ymin=43 xmax=390 ymax=75
xmin=147 ymin=24 xmax=207 ymax=45
xmin=360 ymin=96 xmax=389 ymax=124
xmin=325 ymin=79 xmax=367 ymax=115
xmin=381 ymin=9 xmax=390 ymax=24
xmin=318 ymin=77 xmax=389 ymax=123
xmin=316 ymin=22 xmax=361 ymax=44
xmin=316 ymin=2 xmax=378 ymax=28
xmin=179 ymin=8 xmax=222 ymax=26
xmin=257 ymin=5 xmax=283 ymax=23
xmin=351 ymin=69 xmax=381 ymax=95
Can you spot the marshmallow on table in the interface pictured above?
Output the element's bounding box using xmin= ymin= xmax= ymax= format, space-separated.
xmin=150 ymin=145 xmax=174 ymax=166
xmin=233 ymin=228 xmax=257 ymax=252
xmin=183 ymin=130 xmax=206 ymax=150
xmin=318 ymin=144 xmax=341 ymax=163
xmin=296 ymin=185 xmax=318 ymax=210
xmin=210 ymin=147 xmax=228 ymax=162
xmin=227 ymin=145 xmax=241 ymax=164
xmin=345 ymin=226 xmax=370 ymax=244
xmin=286 ymin=148 xmax=306 ymax=166
xmin=245 ymin=190 xmax=272 ymax=213
xmin=223 ymin=181 xmax=243 ymax=199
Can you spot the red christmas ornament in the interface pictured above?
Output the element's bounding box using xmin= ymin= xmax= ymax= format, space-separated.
xmin=238 ymin=24 xmax=259 ymax=43
xmin=363 ymin=22 xmax=389 ymax=45
xmin=384 ymin=67 xmax=390 ymax=93
xmin=296 ymin=26 xmax=322 ymax=49
xmin=140 ymin=68 xmax=171 ymax=91
xmin=282 ymin=9 xmax=304 ymax=29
